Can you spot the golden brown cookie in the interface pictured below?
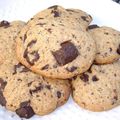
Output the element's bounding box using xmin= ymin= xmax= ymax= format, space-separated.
xmin=72 ymin=61 xmax=120 ymax=111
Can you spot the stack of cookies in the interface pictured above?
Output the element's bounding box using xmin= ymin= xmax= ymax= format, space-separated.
xmin=0 ymin=5 xmax=120 ymax=119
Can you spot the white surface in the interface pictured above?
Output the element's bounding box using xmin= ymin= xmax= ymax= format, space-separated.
xmin=0 ymin=0 xmax=120 ymax=120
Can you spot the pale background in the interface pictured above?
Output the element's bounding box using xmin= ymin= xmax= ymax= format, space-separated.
xmin=0 ymin=0 xmax=120 ymax=120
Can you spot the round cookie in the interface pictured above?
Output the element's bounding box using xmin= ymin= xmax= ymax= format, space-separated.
xmin=16 ymin=20 xmax=96 ymax=79
xmin=27 ymin=5 xmax=92 ymax=30
xmin=72 ymin=61 xmax=120 ymax=111
xmin=88 ymin=25 xmax=120 ymax=64
xmin=0 ymin=21 xmax=71 ymax=118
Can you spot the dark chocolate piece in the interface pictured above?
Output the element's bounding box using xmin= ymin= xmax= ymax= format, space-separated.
xmin=117 ymin=44 xmax=120 ymax=55
xmin=48 ymin=5 xmax=58 ymax=10
xmin=87 ymin=24 xmax=99 ymax=30
xmin=80 ymin=73 xmax=89 ymax=82
xmin=0 ymin=20 xmax=10 ymax=28
xmin=0 ymin=78 xmax=7 ymax=90
xmin=30 ymin=85 xmax=43 ymax=94
xmin=66 ymin=66 xmax=77 ymax=72
xmin=51 ymin=10 xmax=60 ymax=17
xmin=52 ymin=41 xmax=79 ymax=66
xmin=0 ymin=91 xmax=6 ymax=106
xmin=41 ymin=64 xmax=49 ymax=70
xmin=13 ymin=63 xmax=30 ymax=74
xmin=16 ymin=106 xmax=34 ymax=118
xmin=27 ymin=40 xmax=37 ymax=48
xmin=57 ymin=91 xmax=61 ymax=98
xmin=81 ymin=16 xmax=89 ymax=22
xmin=92 ymin=75 xmax=99 ymax=82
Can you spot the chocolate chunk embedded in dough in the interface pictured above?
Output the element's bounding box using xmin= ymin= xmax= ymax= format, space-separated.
xmin=80 ymin=73 xmax=89 ymax=82
xmin=88 ymin=25 xmax=99 ymax=30
xmin=117 ymin=44 xmax=120 ymax=55
xmin=16 ymin=105 xmax=35 ymax=118
xmin=0 ymin=20 xmax=10 ymax=28
xmin=52 ymin=41 xmax=79 ymax=66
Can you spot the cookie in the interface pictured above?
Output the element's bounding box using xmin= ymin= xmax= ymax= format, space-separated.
xmin=16 ymin=19 xmax=96 ymax=79
xmin=72 ymin=61 xmax=120 ymax=111
xmin=0 ymin=20 xmax=25 ymax=64
xmin=66 ymin=8 xmax=92 ymax=30
xmin=0 ymin=21 xmax=71 ymax=118
xmin=88 ymin=25 xmax=120 ymax=64
xmin=27 ymin=5 xmax=92 ymax=30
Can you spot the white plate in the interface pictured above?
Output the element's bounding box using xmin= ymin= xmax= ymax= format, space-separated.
xmin=0 ymin=0 xmax=120 ymax=120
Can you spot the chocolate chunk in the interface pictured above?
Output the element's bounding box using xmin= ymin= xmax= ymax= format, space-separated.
xmin=109 ymin=48 xmax=112 ymax=52
xmin=48 ymin=5 xmax=58 ymax=10
xmin=23 ymin=49 xmax=40 ymax=66
xmin=66 ymin=9 xmax=79 ymax=13
xmin=104 ymin=32 xmax=109 ymax=35
xmin=87 ymin=25 xmax=99 ymax=30
xmin=66 ymin=66 xmax=77 ymax=72
xmin=38 ymin=18 xmax=44 ymax=20
xmin=0 ymin=20 xmax=10 ymax=28
xmin=72 ymin=34 xmax=77 ymax=39
xmin=30 ymin=51 xmax=40 ymax=65
xmin=0 ymin=78 xmax=7 ymax=90
xmin=80 ymin=73 xmax=89 ymax=82
xmin=30 ymin=18 xmax=34 ymax=20
xmin=57 ymin=91 xmax=61 ymax=98
xmin=114 ymin=96 xmax=118 ymax=101
xmin=51 ymin=10 xmax=60 ymax=17
xmin=47 ymin=28 xmax=52 ymax=33
xmin=0 ymin=91 xmax=6 ymax=106
xmin=30 ymin=85 xmax=43 ymax=94
xmin=36 ymin=23 xmax=46 ymax=26
xmin=19 ymin=33 xmax=27 ymax=42
xmin=13 ymin=63 xmax=30 ymax=74
xmin=13 ymin=63 xmax=22 ymax=74
xmin=73 ymin=76 xmax=77 ymax=80
xmin=27 ymin=40 xmax=37 ymax=48
xmin=114 ymin=74 xmax=117 ymax=77
xmin=45 ymin=85 xmax=51 ymax=90
xmin=17 ymin=79 xmax=22 ymax=81
xmin=92 ymin=75 xmax=99 ymax=82
xmin=52 ymin=41 xmax=79 ymax=66
xmin=41 ymin=64 xmax=49 ymax=70
xmin=117 ymin=44 xmax=120 ymax=55
xmin=81 ymin=16 xmax=89 ymax=22
xmin=16 ymin=106 xmax=35 ymax=118
xmin=28 ymin=81 xmax=33 ymax=87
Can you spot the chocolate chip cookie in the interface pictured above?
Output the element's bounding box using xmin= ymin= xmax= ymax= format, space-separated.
xmin=72 ymin=61 xmax=120 ymax=111
xmin=0 ymin=20 xmax=71 ymax=118
xmin=88 ymin=25 xmax=120 ymax=64
xmin=0 ymin=20 xmax=25 ymax=64
xmin=27 ymin=5 xmax=92 ymax=30
xmin=16 ymin=19 xmax=96 ymax=79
